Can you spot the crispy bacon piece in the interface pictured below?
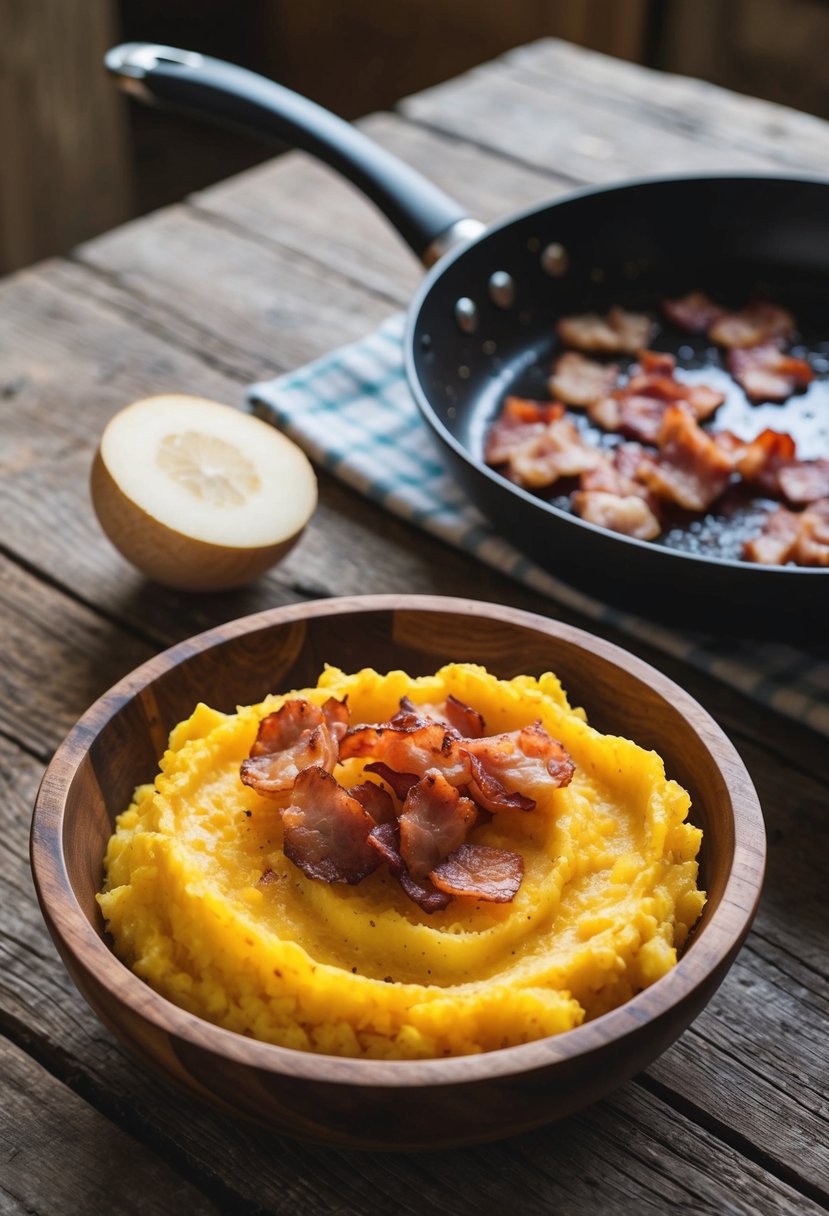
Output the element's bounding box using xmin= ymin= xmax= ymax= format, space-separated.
xmin=778 ymin=459 xmax=829 ymax=506
xmin=709 ymin=302 xmax=795 ymax=349
xmin=741 ymin=502 xmax=829 ymax=566
xmin=367 ymin=822 xmax=452 ymax=913
xmin=484 ymin=397 xmax=565 ymax=465
xmin=349 ymin=781 xmax=397 ymax=826
xmin=399 ymin=770 xmax=478 ymax=878
xmin=734 ymin=429 xmax=797 ymax=497
xmin=281 ymin=766 xmax=380 ymax=884
xmin=340 ymin=720 xmax=469 ymax=785
xmin=322 ymin=696 xmax=350 ymax=744
xmin=343 ymin=718 xmax=572 ymax=808
xmin=662 ymin=290 xmax=726 ymax=334
xmin=241 ymin=698 xmax=342 ymax=797
xmin=505 ymin=417 xmax=606 ymax=488
xmin=444 ymin=694 xmax=486 ymax=739
xmin=572 ymin=490 xmax=661 ymax=540
xmin=430 ymin=844 xmax=524 ymax=904
xmin=363 ymin=761 xmax=419 ymax=800
xmin=589 ymin=351 xmax=725 ymax=444
xmin=638 ymin=405 xmax=734 ymax=512
xmin=793 ymin=499 xmax=829 ymax=566
xmin=464 ymin=722 xmax=575 ymax=796
xmin=556 ymin=306 xmax=654 ymax=355
xmin=742 ymin=507 xmax=800 ymax=565
xmin=728 ymin=342 xmax=814 ymax=403
xmin=465 ymin=752 xmax=536 ymax=814
xmin=548 ymin=351 xmax=619 ymax=406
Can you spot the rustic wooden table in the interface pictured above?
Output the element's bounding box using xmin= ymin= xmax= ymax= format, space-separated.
xmin=2 ymin=38 xmax=827 ymax=1216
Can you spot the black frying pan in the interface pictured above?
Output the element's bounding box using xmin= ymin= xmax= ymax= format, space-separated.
xmin=105 ymin=44 xmax=829 ymax=634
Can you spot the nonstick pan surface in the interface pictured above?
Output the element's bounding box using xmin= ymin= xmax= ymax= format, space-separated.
xmin=106 ymin=46 xmax=829 ymax=634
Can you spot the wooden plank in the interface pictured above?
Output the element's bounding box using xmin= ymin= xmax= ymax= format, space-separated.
xmin=0 ymin=0 xmax=132 ymax=274
xmin=400 ymin=38 xmax=829 ymax=183
xmin=0 ymin=555 xmax=154 ymax=757
xmin=507 ymin=37 xmax=829 ymax=170
xmin=0 ymin=1037 xmax=220 ymax=1216
xmin=74 ymin=206 xmax=395 ymax=383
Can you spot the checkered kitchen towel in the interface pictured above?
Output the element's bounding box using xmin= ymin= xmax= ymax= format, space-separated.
xmin=250 ymin=314 xmax=829 ymax=737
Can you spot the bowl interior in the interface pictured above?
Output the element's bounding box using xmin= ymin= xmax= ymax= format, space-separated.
xmin=61 ymin=602 xmax=736 ymax=952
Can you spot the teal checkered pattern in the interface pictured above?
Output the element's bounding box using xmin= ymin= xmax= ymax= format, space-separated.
xmin=250 ymin=314 xmax=829 ymax=738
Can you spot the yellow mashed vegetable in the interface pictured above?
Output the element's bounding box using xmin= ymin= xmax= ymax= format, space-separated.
xmin=98 ymin=663 xmax=705 ymax=1059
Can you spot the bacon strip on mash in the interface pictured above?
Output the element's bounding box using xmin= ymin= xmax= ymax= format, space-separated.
xmin=398 ymin=770 xmax=478 ymax=878
xmin=281 ymin=766 xmax=382 ymax=884
xmin=240 ymin=697 xmax=346 ymax=796
xmin=244 ymin=694 xmax=575 ymax=911
xmin=430 ymin=844 xmax=524 ymax=903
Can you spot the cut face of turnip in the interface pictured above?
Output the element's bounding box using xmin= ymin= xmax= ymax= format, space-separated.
xmin=90 ymin=394 xmax=318 ymax=591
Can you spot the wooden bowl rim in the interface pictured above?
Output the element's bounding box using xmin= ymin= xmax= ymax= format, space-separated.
xmin=31 ymin=593 xmax=765 ymax=1087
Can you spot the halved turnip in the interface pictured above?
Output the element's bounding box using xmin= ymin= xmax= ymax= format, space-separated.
xmin=90 ymin=394 xmax=317 ymax=591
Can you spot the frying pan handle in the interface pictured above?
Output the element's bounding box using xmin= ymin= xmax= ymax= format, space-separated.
xmin=105 ymin=43 xmax=484 ymax=267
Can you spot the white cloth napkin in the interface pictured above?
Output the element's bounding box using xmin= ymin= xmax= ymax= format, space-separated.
xmin=250 ymin=314 xmax=829 ymax=738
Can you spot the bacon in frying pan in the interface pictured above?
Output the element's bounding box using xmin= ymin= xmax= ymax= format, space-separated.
xmin=638 ymin=405 xmax=734 ymax=512
xmin=576 ymin=445 xmax=662 ymax=539
xmin=709 ymin=302 xmax=795 ymax=349
xmin=241 ymin=698 xmax=344 ymax=796
xmin=777 ymin=459 xmax=829 ymax=506
xmin=661 ymin=290 xmax=726 ymax=334
xmin=728 ymin=342 xmax=814 ymax=403
xmin=743 ymin=507 xmax=800 ymax=565
xmin=572 ymin=489 xmax=661 ymax=540
xmin=430 ymin=843 xmax=524 ymax=904
xmin=588 ymin=351 xmax=725 ymax=444
xmin=792 ymin=499 xmax=829 ymax=566
xmin=733 ymin=428 xmax=797 ymax=497
xmin=399 ymin=770 xmax=478 ymax=878
xmin=548 ymin=351 xmax=619 ymax=406
xmin=484 ymin=397 xmax=565 ymax=465
xmin=506 ymin=417 xmax=606 ymax=488
xmin=556 ymin=306 xmax=654 ymax=355
xmin=742 ymin=500 xmax=829 ymax=567
xmin=281 ymin=766 xmax=381 ymax=884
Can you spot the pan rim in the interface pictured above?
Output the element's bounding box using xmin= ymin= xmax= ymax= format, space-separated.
xmin=404 ymin=170 xmax=829 ymax=580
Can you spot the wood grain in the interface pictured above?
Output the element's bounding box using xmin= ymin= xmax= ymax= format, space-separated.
xmin=0 ymin=1037 xmax=220 ymax=1216
xmin=0 ymin=0 xmax=131 ymax=274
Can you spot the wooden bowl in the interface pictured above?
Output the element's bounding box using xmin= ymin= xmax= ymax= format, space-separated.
xmin=31 ymin=595 xmax=765 ymax=1150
